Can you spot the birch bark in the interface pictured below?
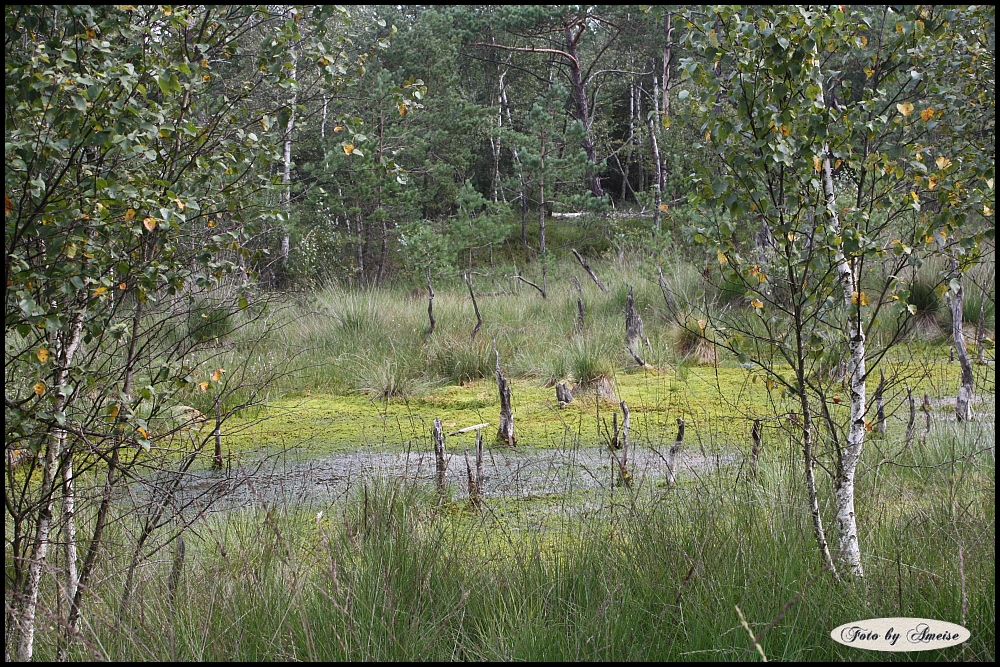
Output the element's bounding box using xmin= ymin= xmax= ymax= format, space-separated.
xmin=18 ymin=311 xmax=85 ymax=661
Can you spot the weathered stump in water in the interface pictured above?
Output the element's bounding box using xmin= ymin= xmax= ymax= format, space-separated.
xmin=617 ymin=401 xmax=632 ymax=487
xmin=666 ymin=417 xmax=685 ymax=486
xmin=466 ymin=431 xmax=485 ymax=510
xmin=433 ymin=418 xmax=447 ymax=493
xmin=493 ymin=340 xmax=515 ymax=446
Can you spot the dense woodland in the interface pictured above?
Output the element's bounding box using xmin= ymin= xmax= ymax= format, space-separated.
xmin=5 ymin=5 xmax=996 ymax=661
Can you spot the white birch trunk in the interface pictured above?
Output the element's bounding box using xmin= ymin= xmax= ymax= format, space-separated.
xmin=18 ymin=311 xmax=85 ymax=661
xmin=949 ymin=257 xmax=974 ymax=420
xmin=280 ymin=49 xmax=297 ymax=267
xmin=62 ymin=454 xmax=79 ymax=610
xmin=646 ymin=79 xmax=663 ymax=233
xmin=822 ymin=151 xmax=866 ymax=577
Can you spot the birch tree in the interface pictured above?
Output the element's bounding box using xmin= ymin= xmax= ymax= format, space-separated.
xmin=680 ymin=5 xmax=981 ymax=576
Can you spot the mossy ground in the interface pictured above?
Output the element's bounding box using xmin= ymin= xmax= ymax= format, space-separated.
xmin=217 ymin=355 xmax=966 ymax=462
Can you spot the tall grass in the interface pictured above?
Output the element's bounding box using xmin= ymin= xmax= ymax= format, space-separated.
xmin=48 ymin=417 xmax=994 ymax=661
xmin=214 ymin=251 xmax=715 ymax=401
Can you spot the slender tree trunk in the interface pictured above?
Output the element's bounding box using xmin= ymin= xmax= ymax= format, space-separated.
xmin=646 ymin=79 xmax=663 ymax=233
xmin=19 ymin=311 xmax=85 ymax=661
xmin=60 ymin=450 xmax=79 ymax=641
xmin=280 ymin=50 xmax=297 ymax=272
xmin=564 ymin=25 xmax=604 ymax=198
xmin=539 ymin=134 xmax=548 ymax=298
xmin=661 ymin=11 xmax=674 ymax=119
xmin=622 ymin=76 xmax=636 ymax=203
xmin=321 ymin=97 xmax=328 ymax=141
xmin=823 ymin=147 xmax=866 ymax=577
xmin=949 ymin=257 xmax=974 ymax=421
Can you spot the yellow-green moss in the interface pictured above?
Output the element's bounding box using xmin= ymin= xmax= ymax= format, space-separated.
xmin=218 ymin=359 xmax=964 ymax=459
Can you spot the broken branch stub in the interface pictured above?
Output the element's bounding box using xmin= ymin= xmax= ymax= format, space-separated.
xmin=572 ymin=248 xmax=608 ymax=293
xmin=555 ymin=381 xmax=573 ymax=405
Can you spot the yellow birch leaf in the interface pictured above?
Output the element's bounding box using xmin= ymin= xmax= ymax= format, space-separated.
xmin=343 ymin=143 xmax=354 ymax=154
xmin=143 ymin=217 xmax=156 ymax=232
xmin=896 ymin=102 xmax=913 ymax=117
xmin=659 ymin=203 xmax=669 ymax=212
xmin=33 ymin=382 xmax=45 ymax=396
xmin=751 ymin=299 xmax=764 ymax=309
xmin=757 ymin=272 xmax=767 ymax=283
xmin=928 ymin=175 xmax=939 ymax=190
xmin=334 ymin=125 xmax=343 ymax=132
xmin=779 ymin=125 xmax=790 ymax=137
xmin=813 ymin=156 xmax=822 ymax=172
xmin=935 ymin=156 xmax=952 ymax=170
xmin=36 ymin=348 xmax=49 ymax=363
xmin=93 ymin=286 xmax=108 ymax=296
xmin=125 ymin=208 xmax=135 ymax=220
xmin=212 ymin=368 xmax=225 ymax=382
xmin=108 ymin=404 xmax=120 ymax=420
xmin=865 ymin=420 xmax=873 ymax=431
xmin=984 ymin=205 xmax=992 ymax=216
xmin=119 ymin=282 xmax=127 ymax=290
xmin=859 ymin=292 xmax=870 ymax=306
xmin=704 ymin=130 xmax=711 ymax=142
xmin=864 ymin=67 xmax=874 ymax=78
xmin=911 ymin=191 xmax=919 ymax=202
xmin=137 ymin=426 xmax=149 ymax=438
xmin=198 ymin=381 xmax=209 ymax=392
xmin=398 ymin=103 xmax=408 ymax=117
xmin=717 ymin=250 xmax=727 ymax=264
xmin=920 ymin=107 xmax=934 ymax=121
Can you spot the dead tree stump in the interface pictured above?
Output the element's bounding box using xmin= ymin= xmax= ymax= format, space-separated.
xmin=921 ymin=393 xmax=932 ymax=441
xmin=874 ymin=370 xmax=886 ymax=436
xmin=904 ymin=383 xmax=916 ymax=448
xmin=667 ymin=417 xmax=685 ymax=486
xmin=618 ymin=401 xmax=632 ymax=487
xmin=466 ymin=431 xmax=485 ymax=510
xmin=555 ymin=381 xmax=573 ymax=406
xmin=571 ymin=276 xmax=586 ymax=331
xmin=433 ymin=418 xmax=447 ymax=493
xmin=493 ymin=340 xmax=515 ymax=446
xmin=625 ymin=285 xmax=652 ymax=368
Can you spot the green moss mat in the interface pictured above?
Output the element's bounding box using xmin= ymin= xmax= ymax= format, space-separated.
xmin=217 ymin=359 xmax=966 ymax=457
